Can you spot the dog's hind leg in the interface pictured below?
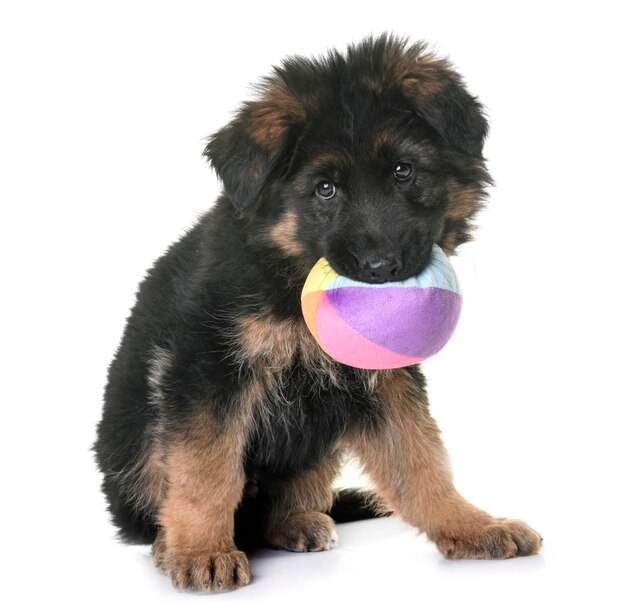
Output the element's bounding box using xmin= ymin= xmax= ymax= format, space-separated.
xmin=261 ymin=455 xmax=341 ymax=552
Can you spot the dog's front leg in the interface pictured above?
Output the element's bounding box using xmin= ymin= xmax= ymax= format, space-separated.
xmin=346 ymin=369 xmax=542 ymax=559
xmin=153 ymin=408 xmax=251 ymax=592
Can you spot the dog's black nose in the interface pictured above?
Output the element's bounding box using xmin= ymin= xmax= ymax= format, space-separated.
xmin=360 ymin=254 xmax=402 ymax=282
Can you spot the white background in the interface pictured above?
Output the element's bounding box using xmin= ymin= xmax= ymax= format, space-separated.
xmin=1 ymin=1 xmax=625 ymax=614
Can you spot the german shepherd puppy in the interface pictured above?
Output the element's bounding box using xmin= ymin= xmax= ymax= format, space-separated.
xmin=94 ymin=34 xmax=542 ymax=593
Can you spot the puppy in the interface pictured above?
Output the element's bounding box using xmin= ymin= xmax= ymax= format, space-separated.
xmin=94 ymin=34 xmax=542 ymax=593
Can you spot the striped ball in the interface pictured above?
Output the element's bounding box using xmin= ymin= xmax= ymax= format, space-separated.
xmin=301 ymin=245 xmax=462 ymax=369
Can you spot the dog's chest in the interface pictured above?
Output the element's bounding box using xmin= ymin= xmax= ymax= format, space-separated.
xmin=244 ymin=364 xmax=359 ymax=478
xmin=235 ymin=312 xmax=379 ymax=478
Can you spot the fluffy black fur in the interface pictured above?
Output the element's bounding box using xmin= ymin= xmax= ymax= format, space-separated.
xmin=94 ymin=34 xmax=489 ymax=547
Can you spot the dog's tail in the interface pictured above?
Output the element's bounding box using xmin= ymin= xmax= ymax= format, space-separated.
xmin=328 ymin=488 xmax=392 ymax=523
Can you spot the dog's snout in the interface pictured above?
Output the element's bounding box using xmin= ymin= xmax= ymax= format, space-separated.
xmin=360 ymin=254 xmax=403 ymax=282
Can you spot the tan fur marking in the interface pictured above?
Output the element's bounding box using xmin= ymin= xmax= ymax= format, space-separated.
xmin=235 ymin=311 xmax=338 ymax=383
xmin=264 ymin=455 xmax=341 ymax=529
xmin=343 ymin=369 xmax=542 ymax=559
xmin=362 ymin=74 xmax=385 ymax=95
xmin=248 ymin=80 xmax=305 ymax=150
xmin=309 ymin=152 xmax=336 ymax=166
xmin=269 ymin=210 xmax=305 ymax=257
xmin=234 ymin=311 xmax=346 ymax=452
xmin=365 ymin=43 xmax=452 ymax=100
xmin=372 ymin=129 xmax=397 ymax=151
xmin=261 ymin=456 xmax=341 ymax=551
xmin=440 ymin=228 xmax=463 ymax=257
xmin=129 ymin=440 xmax=167 ymax=512
xmin=265 ymin=511 xmax=338 ymax=552
xmin=153 ymin=387 xmax=260 ymax=591
xmin=446 ymin=179 xmax=483 ymax=221
xmin=360 ymin=45 xmax=451 ymax=99
xmin=365 ymin=368 xmax=388 ymax=393
xmin=309 ymin=150 xmax=351 ymax=168
xmin=401 ymin=68 xmax=447 ymax=100
xmin=395 ymin=51 xmax=452 ymax=100
xmin=157 ymin=410 xmax=249 ymax=556
xmin=343 ymin=369 xmax=460 ymax=535
xmin=440 ymin=162 xmax=492 ymax=255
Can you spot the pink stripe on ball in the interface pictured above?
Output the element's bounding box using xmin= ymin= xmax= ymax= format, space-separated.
xmin=316 ymin=294 xmax=422 ymax=369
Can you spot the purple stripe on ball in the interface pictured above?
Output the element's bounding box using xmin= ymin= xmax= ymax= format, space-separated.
xmin=326 ymin=286 xmax=462 ymax=358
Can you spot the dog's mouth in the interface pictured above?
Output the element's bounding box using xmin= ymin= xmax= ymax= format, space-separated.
xmin=328 ymin=251 xmax=432 ymax=284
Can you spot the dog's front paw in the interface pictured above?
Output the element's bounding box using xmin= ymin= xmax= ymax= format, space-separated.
xmin=152 ymin=536 xmax=250 ymax=592
xmin=435 ymin=518 xmax=542 ymax=560
xmin=265 ymin=511 xmax=338 ymax=552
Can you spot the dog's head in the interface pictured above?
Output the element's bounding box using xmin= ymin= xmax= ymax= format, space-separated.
xmin=205 ymin=35 xmax=491 ymax=283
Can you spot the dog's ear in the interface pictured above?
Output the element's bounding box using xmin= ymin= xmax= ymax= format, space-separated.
xmin=395 ymin=45 xmax=488 ymax=158
xmin=203 ymin=77 xmax=306 ymax=214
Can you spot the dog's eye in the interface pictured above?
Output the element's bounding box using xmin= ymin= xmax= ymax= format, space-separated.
xmin=315 ymin=181 xmax=336 ymax=200
xmin=393 ymin=162 xmax=413 ymax=182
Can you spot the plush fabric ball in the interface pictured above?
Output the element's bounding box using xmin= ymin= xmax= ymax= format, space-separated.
xmin=301 ymin=245 xmax=462 ymax=369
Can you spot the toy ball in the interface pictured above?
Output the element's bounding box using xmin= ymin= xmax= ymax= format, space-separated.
xmin=301 ymin=245 xmax=462 ymax=370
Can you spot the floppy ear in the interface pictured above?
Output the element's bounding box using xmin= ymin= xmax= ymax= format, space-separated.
xmin=396 ymin=46 xmax=488 ymax=158
xmin=203 ymin=77 xmax=306 ymax=213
